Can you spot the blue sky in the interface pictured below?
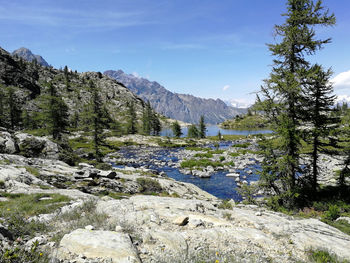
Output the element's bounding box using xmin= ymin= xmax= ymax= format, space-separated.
xmin=1 ymin=0 xmax=350 ymax=105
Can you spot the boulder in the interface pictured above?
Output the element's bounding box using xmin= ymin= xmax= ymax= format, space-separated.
xmin=58 ymin=229 xmax=141 ymax=263
xmin=0 ymin=131 xmax=17 ymax=154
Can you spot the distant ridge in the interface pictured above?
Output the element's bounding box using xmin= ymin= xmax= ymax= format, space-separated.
xmin=12 ymin=47 xmax=49 ymax=67
xmin=104 ymin=70 xmax=246 ymax=124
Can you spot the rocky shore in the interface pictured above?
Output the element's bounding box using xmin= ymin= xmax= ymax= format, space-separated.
xmin=1 ymin=132 xmax=349 ymax=262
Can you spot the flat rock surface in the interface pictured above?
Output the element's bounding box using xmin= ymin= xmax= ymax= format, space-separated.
xmin=58 ymin=229 xmax=141 ymax=263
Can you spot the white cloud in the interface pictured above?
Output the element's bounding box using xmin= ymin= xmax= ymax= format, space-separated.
xmin=223 ymin=85 xmax=230 ymax=91
xmin=331 ymin=70 xmax=350 ymax=91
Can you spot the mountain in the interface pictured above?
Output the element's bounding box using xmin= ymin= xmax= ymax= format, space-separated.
xmin=104 ymin=70 xmax=246 ymax=124
xmin=12 ymin=47 xmax=49 ymax=67
xmin=0 ymin=47 xmax=148 ymax=127
xmin=224 ymin=99 xmax=253 ymax=109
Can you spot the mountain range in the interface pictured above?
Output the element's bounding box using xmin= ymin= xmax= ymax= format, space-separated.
xmin=10 ymin=47 xmax=246 ymax=124
xmin=104 ymin=70 xmax=245 ymax=124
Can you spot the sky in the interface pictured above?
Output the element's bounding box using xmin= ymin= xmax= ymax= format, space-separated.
xmin=1 ymin=0 xmax=350 ymax=106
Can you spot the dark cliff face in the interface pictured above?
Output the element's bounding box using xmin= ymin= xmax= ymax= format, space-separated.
xmin=12 ymin=47 xmax=49 ymax=67
xmin=104 ymin=70 xmax=245 ymax=124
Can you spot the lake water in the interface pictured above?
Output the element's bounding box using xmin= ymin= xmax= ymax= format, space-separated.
xmin=161 ymin=125 xmax=272 ymax=137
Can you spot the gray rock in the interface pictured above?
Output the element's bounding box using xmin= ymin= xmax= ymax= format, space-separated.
xmin=58 ymin=229 xmax=141 ymax=263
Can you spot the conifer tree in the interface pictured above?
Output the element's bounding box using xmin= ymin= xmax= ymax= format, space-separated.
xmin=142 ymin=101 xmax=152 ymax=135
xmin=0 ymin=87 xmax=5 ymax=128
xmin=187 ymin=124 xmax=199 ymax=138
xmin=259 ymin=0 xmax=335 ymax=204
xmin=126 ymin=101 xmax=137 ymax=134
xmin=89 ymin=80 xmax=105 ymax=161
xmin=44 ymin=82 xmax=69 ymax=140
xmin=7 ymin=86 xmax=22 ymax=131
xmin=302 ymin=64 xmax=339 ymax=192
xmin=151 ymin=111 xmax=161 ymax=136
xmin=171 ymin=121 xmax=182 ymax=138
xmin=199 ymin=115 xmax=206 ymax=138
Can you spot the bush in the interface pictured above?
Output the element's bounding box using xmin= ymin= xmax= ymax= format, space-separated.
xmin=323 ymin=205 xmax=340 ymax=221
xmin=136 ymin=178 xmax=163 ymax=193
xmin=95 ymin=162 xmax=112 ymax=171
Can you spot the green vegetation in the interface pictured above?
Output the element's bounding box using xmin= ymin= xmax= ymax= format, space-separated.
xmin=218 ymin=199 xmax=233 ymax=210
xmin=232 ymin=142 xmax=251 ymax=148
xmin=171 ymin=121 xmax=182 ymax=138
xmin=0 ymin=242 xmax=50 ymax=263
xmin=221 ymin=114 xmax=269 ymax=130
xmin=0 ymin=193 xmax=70 ymax=239
xmin=258 ymin=0 xmax=340 ymax=209
xmin=308 ymin=249 xmax=350 ymax=263
xmin=24 ymin=166 xmax=40 ymax=177
xmin=180 ymin=158 xmax=228 ymax=169
xmin=136 ymin=177 xmax=163 ymax=193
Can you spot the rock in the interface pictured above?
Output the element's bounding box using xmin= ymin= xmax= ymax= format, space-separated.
xmin=226 ymin=173 xmax=240 ymax=177
xmin=115 ymin=225 xmax=123 ymax=232
xmin=25 ymin=235 xmax=47 ymax=250
xmin=58 ymin=229 xmax=141 ymax=263
xmin=336 ymin=216 xmax=350 ymax=224
xmin=0 ymin=224 xmax=13 ymax=241
xmin=255 ymin=211 xmax=262 ymax=216
xmin=188 ymin=218 xmax=204 ymax=228
xmin=0 ymin=131 xmax=17 ymax=154
xmin=85 ymin=225 xmax=95 ymax=230
xmin=173 ymin=216 xmax=189 ymax=226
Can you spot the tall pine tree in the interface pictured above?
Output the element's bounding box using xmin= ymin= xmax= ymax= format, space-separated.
xmin=199 ymin=115 xmax=206 ymax=138
xmin=259 ymin=0 xmax=335 ymax=205
xmin=302 ymin=64 xmax=339 ymax=192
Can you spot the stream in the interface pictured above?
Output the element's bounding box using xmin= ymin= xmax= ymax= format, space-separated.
xmin=112 ymin=139 xmax=262 ymax=201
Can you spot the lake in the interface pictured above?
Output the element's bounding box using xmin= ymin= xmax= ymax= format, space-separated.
xmin=161 ymin=125 xmax=272 ymax=137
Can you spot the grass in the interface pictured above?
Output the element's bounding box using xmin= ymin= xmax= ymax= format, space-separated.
xmin=0 ymin=193 xmax=71 ymax=217
xmin=218 ymin=199 xmax=233 ymax=210
xmin=232 ymin=142 xmax=251 ymax=148
xmin=220 ymin=114 xmax=270 ymax=130
xmin=0 ymin=193 xmax=71 ymax=239
xmin=24 ymin=166 xmax=40 ymax=177
xmin=308 ymin=249 xmax=350 ymax=263
xmin=180 ymin=158 xmax=225 ymax=169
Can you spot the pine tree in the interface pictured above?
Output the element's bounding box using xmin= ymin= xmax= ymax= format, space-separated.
xmin=151 ymin=111 xmax=161 ymax=136
xmin=0 ymin=87 xmax=5 ymax=128
xmin=187 ymin=124 xmax=199 ymax=138
xmin=302 ymin=64 xmax=339 ymax=192
xmin=259 ymin=0 xmax=335 ymax=204
xmin=171 ymin=121 xmax=182 ymax=138
xmin=126 ymin=101 xmax=137 ymax=134
xmin=199 ymin=115 xmax=206 ymax=138
xmin=89 ymin=80 xmax=105 ymax=161
xmin=44 ymin=82 xmax=69 ymax=140
xmin=142 ymin=101 xmax=152 ymax=135
xmin=7 ymin=86 xmax=22 ymax=131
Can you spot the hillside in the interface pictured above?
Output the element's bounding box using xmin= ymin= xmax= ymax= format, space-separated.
xmin=104 ymin=70 xmax=246 ymax=124
xmin=0 ymin=47 xmax=148 ymax=129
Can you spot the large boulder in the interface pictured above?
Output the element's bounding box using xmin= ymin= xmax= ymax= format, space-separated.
xmin=16 ymin=133 xmax=60 ymax=159
xmin=57 ymin=229 xmax=141 ymax=263
xmin=0 ymin=131 xmax=17 ymax=154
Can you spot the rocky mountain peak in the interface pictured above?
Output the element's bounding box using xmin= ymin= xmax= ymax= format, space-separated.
xmin=12 ymin=47 xmax=49 ymax=67
xmin=104 ymin=70 xmax=246 ymax=124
